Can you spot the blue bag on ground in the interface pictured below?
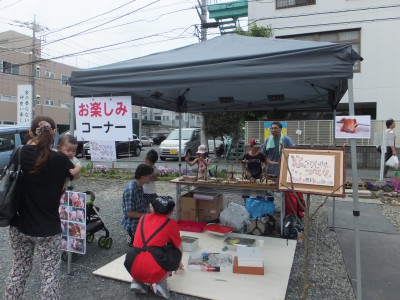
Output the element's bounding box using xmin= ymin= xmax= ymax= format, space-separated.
xmin=245 ymin=197 xmax=275 ymax=220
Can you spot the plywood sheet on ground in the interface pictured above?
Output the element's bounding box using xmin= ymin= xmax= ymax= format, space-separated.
xmin=93 ymin=232 xmax=296 ymax=300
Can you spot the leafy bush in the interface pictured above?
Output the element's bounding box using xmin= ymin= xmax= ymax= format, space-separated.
xmin=364 ymin=179 xmax=400 ymax=193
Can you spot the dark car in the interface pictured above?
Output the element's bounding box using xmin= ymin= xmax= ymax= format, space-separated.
xmin=83 ymin=134 xmax=142 ymax=159
xmin=0 ymin=125 xmax=30 ymax=170
xmin=152 ymin=135 xmax=166 ymax=145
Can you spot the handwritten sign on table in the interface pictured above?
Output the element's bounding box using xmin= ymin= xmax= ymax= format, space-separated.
xmin=89 ymin=141 xmax=116 ymax=162
xmin=279 ymin=148 xmax=344 ymax=197
xmin=286 ymin=153 xmax=335 ymax=186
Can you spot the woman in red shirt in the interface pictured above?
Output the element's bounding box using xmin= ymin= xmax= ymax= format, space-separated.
xmin=129 ymin=197 xmax=183 ymax=298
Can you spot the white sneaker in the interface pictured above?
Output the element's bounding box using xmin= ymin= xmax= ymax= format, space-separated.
xmin=153 ymin=281 xmax=170 ymax=298
xmin=130 ymin=279 xmax=148 ymax=294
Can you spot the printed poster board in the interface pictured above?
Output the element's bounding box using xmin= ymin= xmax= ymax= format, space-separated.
xmin=278 ymin=147 xmax=345 ymax=197
xmin=74 ymin=96 xmax=133 ymax=142
xmin=335 ymin=115 xmax=371 ymax=139
xmin=59 ymin=191 xmax=87 ymax=255
xmin=17 ymin=85 xmax=32 ymax=125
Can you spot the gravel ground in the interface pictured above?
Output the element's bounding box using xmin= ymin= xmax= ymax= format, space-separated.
xmin=1 ymin=176 xmax=399 ymax=300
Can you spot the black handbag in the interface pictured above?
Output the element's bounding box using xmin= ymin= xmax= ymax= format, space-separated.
xmin=124 ymin=215 xmax=182 ymax=274
xmin=0 ymin=146 xmax=23 ymax=227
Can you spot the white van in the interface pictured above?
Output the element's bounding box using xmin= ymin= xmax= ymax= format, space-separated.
xmin=159 ymin=128 xmax=222 ymax=161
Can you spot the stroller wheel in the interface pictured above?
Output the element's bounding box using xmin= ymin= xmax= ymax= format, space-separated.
xmin=98 ymin=236 xmax=106 ymax=248
xmin=104 ymin=237 xmax=113 ymax=249
xmin=86 ymin=234 xmax=95 ymax=243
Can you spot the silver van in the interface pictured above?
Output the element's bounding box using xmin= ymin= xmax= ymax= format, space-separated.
xmin=159 ymin=128 xmax=222 ymax=161
xmin=0 ymin=125 xmax=30 ymax=169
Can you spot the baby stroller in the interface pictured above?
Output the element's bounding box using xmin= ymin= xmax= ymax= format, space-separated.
xmin=85 ymin=190 xmax=113 ymax=249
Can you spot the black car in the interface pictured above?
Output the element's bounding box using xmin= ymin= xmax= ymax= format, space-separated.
xmin=152 ymin=135 xmax=166 ymax=145
xmin=83 ymin=135 xmax=142 ymax=159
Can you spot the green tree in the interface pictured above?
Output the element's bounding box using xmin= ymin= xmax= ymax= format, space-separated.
xmin=234 ymin=23 xmax=273 ymax=38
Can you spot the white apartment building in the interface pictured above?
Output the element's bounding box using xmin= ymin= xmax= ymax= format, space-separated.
xmin=142 ymin=107 xmax=202 ymax=133
xmin=248 ymin=0 xmax=400 ymax=120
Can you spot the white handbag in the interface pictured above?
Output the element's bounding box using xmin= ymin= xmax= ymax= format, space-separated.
xmin=385 ymin=155 xmax=399 ymax=170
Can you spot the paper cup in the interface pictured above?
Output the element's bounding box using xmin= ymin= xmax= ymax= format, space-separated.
xmin=257 ymin=239 xmax=265 ymax=248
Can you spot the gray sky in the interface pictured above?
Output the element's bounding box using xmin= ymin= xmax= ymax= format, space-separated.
xmin=0 ymin=0 xmax=223 ymax=68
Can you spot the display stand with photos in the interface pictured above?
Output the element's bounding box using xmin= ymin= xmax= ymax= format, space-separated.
xmin=59 ymin=191 xmax=87 ymax=274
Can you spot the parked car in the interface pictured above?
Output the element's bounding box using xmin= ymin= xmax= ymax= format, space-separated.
xmin=152 ymin=135 xmax=166 ymax=145
xmin=141 ymin=136 xmax=154 ymax=146
xmin=158 ymin=129 xmax=223 ymax=161
xmin=83 ymin=134 xmax=142 ymax=159
xmin=0 ymin=125 xmax=30 ymax=170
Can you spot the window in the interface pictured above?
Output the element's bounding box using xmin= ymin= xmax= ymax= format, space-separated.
xmin=155 ymin=116 xmax=161 ymax=121
xmin=61 ymin=103 xmax=71 ymax=109
xmin=61 ymin=74 xmax=70 ymax=85
xmin=45 ymin=99 xmax=54 ymax=106
xmin=1 ymin=60 xmax=19 ymax=75
xmin=132 ymin=112 xmax=138 ymax=119
xmin=276 ymin=0 xmax=315 ymax=9
xmin=279 ymin=29 xmax=361 ymax=72
xmin=45 ymin=71 xmax=55 ymax=79
xmin=35 ymin=70 xmax=40 ymax=79
xmin=0 ymin=121 xmax=16 ymax=125
xmin=1 ymin=95 xmax=17 ymax=102
xmin=0 ymin=133 xmax=15 ymax=152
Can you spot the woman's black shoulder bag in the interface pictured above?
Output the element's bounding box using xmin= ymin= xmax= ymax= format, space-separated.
xmin=0 ymin=146 xmax=23 ymax=227
xmin=124 ymin=215 xmax=182 ymax=274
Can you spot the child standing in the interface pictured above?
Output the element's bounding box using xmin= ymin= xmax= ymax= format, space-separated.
xmin=185 ymin=145 xmax=212 ymax=178
xmin=57 ymin=134 xmax=81 ymax=180
xmin=143 ymin=149 xmax=159 ymax=207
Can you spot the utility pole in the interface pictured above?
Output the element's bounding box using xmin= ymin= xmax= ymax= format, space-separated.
xmin=29 ymin=15 xmax=46 ymax=117
xmin=198 ymin=0 xmax=207 ymax=42
xmin=197 ymin=0 xmax=208 ymax=145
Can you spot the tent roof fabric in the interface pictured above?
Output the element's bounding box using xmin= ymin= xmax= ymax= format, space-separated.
xmin=70 ymin=34 xmax=361 ymax=113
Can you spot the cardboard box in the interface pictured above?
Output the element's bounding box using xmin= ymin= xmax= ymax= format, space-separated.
xmin=233 ymin=256 xmax=264 ymax=275
xmin=198 ymin=194 xmax=223 ymax=222
xmin=179 ymin=192 xmax=197 ymax=221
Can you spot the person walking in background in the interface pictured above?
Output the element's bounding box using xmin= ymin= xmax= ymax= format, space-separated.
xmin=384 ymin=118 xmax=397 ymax=178
xmin=122 ymin=164 xmax=153 ymax=247
xmin=143 ymin=149 xmax=159 ymax=207
xmin=5 ymin=116 xmax=75 ymax=300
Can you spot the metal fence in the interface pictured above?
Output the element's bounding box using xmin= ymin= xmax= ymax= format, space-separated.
xmin=245 ymin=120 xmax=399 ymax=147
xmin=244 ymin=120 xmax=399 ymax=169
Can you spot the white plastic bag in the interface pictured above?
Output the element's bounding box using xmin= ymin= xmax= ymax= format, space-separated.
xmin=219 ymin=202 xmax=250 ymax=232
xmin=385 ymin=155 xmax=399 ymax=170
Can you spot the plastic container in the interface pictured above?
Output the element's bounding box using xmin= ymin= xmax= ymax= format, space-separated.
xmin=177 ymin=221 xmax=206 ymax=233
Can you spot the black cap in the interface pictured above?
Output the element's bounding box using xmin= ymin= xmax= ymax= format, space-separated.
xmin=151 ymin=196 xmax=175 ymax=215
